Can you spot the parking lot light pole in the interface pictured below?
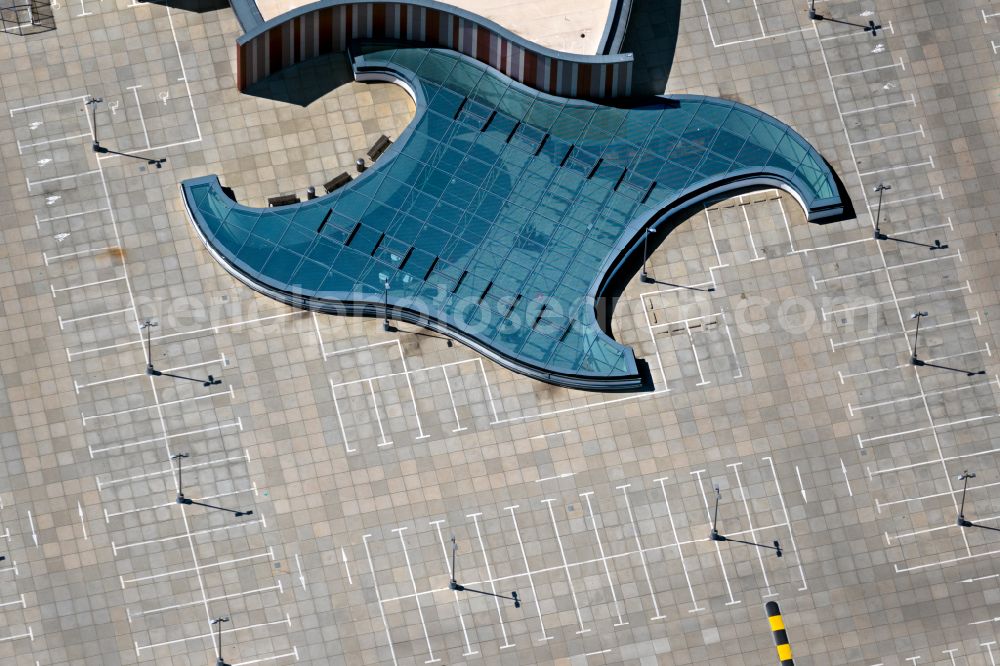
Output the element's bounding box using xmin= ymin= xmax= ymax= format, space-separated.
xmin=383 ymin=279 xmax=392 ymax=332
xmin=710 ymin=486 xmax=723 ymax=541
xmin=709 ymin=486 xmax=782 ymax=557
xmin=957 ymin=471 xmax=976 ymax=527
xmin=211 ymin=616 xmax=230 ymax=666
xmin=86 ymin=97 xmax=166 ymax=168
xmin=910 ymin=311 xmax=928 ymax=366
xmin=85 ymin=96 xmax=102 ymax=147
xmin=171 ymin=453 xmax=190 ymax=505
xmin=449 ymin=537 xmax=520 ymax=607
xmin=873 ymin=183 xmax=891 ymax=240
xmin=141 ymin=319 xmax=158 ymax=375
xmin=640 ymin=226 xmax=658 ymax=284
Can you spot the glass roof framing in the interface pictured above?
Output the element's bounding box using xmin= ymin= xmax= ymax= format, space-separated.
xmin=183 ymin=45 xmax=843 ymax=390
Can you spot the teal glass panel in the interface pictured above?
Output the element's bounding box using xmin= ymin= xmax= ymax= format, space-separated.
xmin=697 ymin=151 xmax=736 ymax=178
xmin=489 ymin=112 xmax=518 ymax=139
xmin=387 ymin=47 xmax=426 ymax=73
xmin=657 ymin=103 xmax=699 ymax=136
xmin=318 ymin=270 xmax=354 ymax=294
xmin=618 ymin=107 xmax=661 ymax=146
xmin=415 ymin=50 xmax=458 ymax=85
xmin=711 ymin=128 xmax=750 ymax=159
xmin=523 ymin=98 xmax=563 ymax=132
xmin=428 ymin=86 xmax=464 ymax=117
xmin=199 ymin=207 xmax=224 ymax=235
xmin=235 ymin=233 xmax=276 ymax=267
xmin=666 ymin=140 xmax=706 ymax=172
xmin=212 ymin=213 xmax=249 ymax=250
xmin=519 ymin=331 xmax=557 ymax=364
xmin=590 ymin=106 xmax=627 ymax=135
xmin=277 ymin=222 xmax=314 ymax=256
xmin=549 ymin=108 xmax=589 ymax=143
xmin=191 ymin=182 xmax=211 ymax=207
xmin=448 ymin=59 xmax=486 ymax=92
xmin=471 ymin=187 xmax=505 ymax=221
xmin=691 ymin=101 xmax=731 ymax=133
xmin=773 ymin=132 xmax=809 ymax=168
xmin=225 ymin=207 xmax=260 ymax=235
xmin=203 ymin=188 xmax=233 ymax=220
xmin=289 ymin=257 xmax=330 ymax=291
xmin=306 ymin=236 xmax=342 ymax=266
xmin=261 ymin=248 xmax=303 ymax=285
xmin=495 ymin=87 xmax=530 ymax=120
xmin=470 ymin=72 xmax=508 ymax=107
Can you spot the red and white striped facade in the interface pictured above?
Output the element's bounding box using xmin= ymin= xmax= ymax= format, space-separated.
xmin=236 ymin=1 xmax=634 ymax=98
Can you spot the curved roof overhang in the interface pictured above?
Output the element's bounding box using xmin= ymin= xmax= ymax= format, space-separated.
xmin=181 ymin=45 xmax=845 ymax=391
xmin=233 ymin=0 xmax=635 ymax=98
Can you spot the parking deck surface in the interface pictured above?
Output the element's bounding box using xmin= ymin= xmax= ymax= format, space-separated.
xmin=2 ymin=0 xmax=1000 ymax=664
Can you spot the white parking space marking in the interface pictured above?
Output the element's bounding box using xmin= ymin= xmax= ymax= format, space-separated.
xmin=617 ymin=484 xmax=666 ymax=619
xmin=848 ymin=377 xmax=999 ymax=416
xmin=728 ymin=463 xmax=774 ymax=596
xmin=26 ymin=169 xmax=99 ymax=190
xmin=121 ymin=551 xmax=273 ymax=587
xmin=841 ymin=347 xmax=990 ymax=384
xmin=17 ymin=131 xmax=91 ymax=155
xmin=89 ymin=420 xmax=241 ymax=457
xmin=81 ymin=387 xmax=232 ymax=424
xmin=578 ymin=493 xmax=627 ymax=626
xmin=883 ymin=187 xmax=946 ymax=207
xmin=130 ymin=584 xmax=282 ymax=621
xmin=812 ymin=252 xmax=959 ymax=287
xmin=832 ymin=312 xmax=981 ymax=351
xmin=503 ymin=507 xmax=555 ymax=641
xmin=654 ymin=477 xmax=704 ymax=612
xmin=26 ymin=510 xmax=37 ymax=547
xmin=0 ymin=627 xmax=33 ymax=643
xmin=823 ymin=283 xmax=971 ymax=320
xmin=392 ymin=527 xmax=440 ymax=664
xmin=468 ymin=512 xmax=514 ymax=649
xmin=841 ymin=93 xmax=915 ymax=115
xmin=849 ymin=125 xmax=925 ymax=147
xmin=51 ymin=275 xmax=125 ymax=296
xmin=858 ymin=156 xmax=933 ymax=177
xmin=135 ymin=616 xmax=291 ymax=654
xmin=0 ymin=595 xmax=27 ymax=610
xmin=542 ymin=499 xmax=591 ymax=634
xmin=74 ymin=355 xmax=224 ymax=393
xmin=125 ymin=85 xmax=151 ymax=149
xmin=59 ymin=305 xmax=131 ymax=330
xmin=9 ymin=95 xmax=90 ymax=116
xmin=112 ymin=518 xmax=264 ymax=555
xmin=98 ymin=452 xmax=247 ymax=490
xmin=832 ymin=57 xmax=906 ymax=78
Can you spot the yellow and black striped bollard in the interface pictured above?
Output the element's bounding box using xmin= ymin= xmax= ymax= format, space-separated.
xmin=765 ymin=601 xmax=794 ymax=665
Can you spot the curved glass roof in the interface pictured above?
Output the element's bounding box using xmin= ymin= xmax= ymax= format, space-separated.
xmin=182 ymin=45 xmax=842 ymax=390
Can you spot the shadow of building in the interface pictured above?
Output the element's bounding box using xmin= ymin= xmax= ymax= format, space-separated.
xmin=242 ymin=52 xmax=357 ymax=107
xmin=618 ymin=0 xmax=682 ymax=96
